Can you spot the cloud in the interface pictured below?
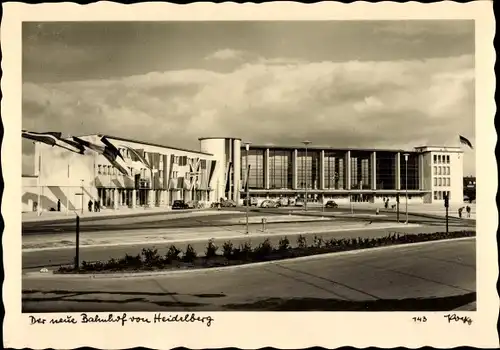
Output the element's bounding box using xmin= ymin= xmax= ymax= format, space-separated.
xmin=204 ymin=49 xmax=247 ymax=61
xmin=22 ymin=54 xmax=475 ymax=175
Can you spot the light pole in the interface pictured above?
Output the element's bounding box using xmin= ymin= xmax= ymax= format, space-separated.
xmin=80 ymin=179 xmax=84 ymax=215
xmin=302 ymin=140 xmax=311 ymax=211
xmin=244 ymin=142 xmax=251 ymax=234
xmin=403 ymin=153 xmax=409 ymax=224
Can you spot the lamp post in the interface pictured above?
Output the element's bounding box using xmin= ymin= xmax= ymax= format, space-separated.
xmin=403 ymin=153 xmax=409 ymax=224
xmin=244 ymin=142 xmax=251 ymax=234
xmin=302 ymin=140 xmax=311 ymax=211
xmin=80 ymin=179 xmax=84 ymax=215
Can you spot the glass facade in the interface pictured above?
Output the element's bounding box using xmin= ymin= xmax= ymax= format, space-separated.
xmin=399 ymin=153 xmax=419 ymax=190
xmin=324 ymin=151 xmax=345 ymax=189
xmin=241 ymin=149 xmax=264 ymax=189
xmin=375 ymin=152 xmax=397 ymax=190
xmin=297 ymin=150 xmax=320 ymax=189
xmin=350 ymin=151 xmax=372 ymax=189
xmin=269 ymin=150 xmax=293 ymax=189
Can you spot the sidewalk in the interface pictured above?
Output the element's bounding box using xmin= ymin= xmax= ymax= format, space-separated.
xmin=22 ymin=207 xmax=224 ymax=224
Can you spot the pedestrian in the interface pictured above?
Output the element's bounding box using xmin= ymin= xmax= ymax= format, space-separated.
xmin=57 ymin=199 xmax=61 ymax=212
xmin=458 ymin=207 xmax=463 ymax=218
xmin=384 ymin=198 xmax=389 ymax=209
xmin=88 ymin=200 xmax=93 ymax=212
xmin=466 ymin=205 xmax=471 ymax=218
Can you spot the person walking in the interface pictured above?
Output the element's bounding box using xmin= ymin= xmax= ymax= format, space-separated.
xmin=466 ymin=205 xmax=471 ymax=218
xmin=458 ymin=207 xmax=463 ymax=218
xmin=57 ymin=199 xmax=61 ymax=212
xmin=88 ymin=200 xmax=93 ymax=212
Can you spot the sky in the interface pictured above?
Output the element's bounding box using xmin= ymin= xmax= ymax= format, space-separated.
xmin=22 ymin=20 xmax=476 ymax=176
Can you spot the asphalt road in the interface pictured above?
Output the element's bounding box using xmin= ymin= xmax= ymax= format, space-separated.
xmin=22 ymin=237 xmax=476 ymax=312
xmin=23 ymin=223 xmax=470 ymax=270
xmin=22 ymin=206 xmax=472 ymax=235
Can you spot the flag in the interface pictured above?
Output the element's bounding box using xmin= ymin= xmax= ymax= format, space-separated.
xmin=124 ymin=146 xmax=151 ymax=169
xmin=73 ymin=136 xmax=129 ymax=176
xmin=459 ymin=135 xmax=474 ymax=149
xmin=101 ymin=137 xmax=124 ymax=161
xmin=22 ymin=130 xmax=86 ymax=154
xmin=225 ymin=162 xmax=233 ymax=194
xmin=22 ymin=130 xmax=61 ymax=146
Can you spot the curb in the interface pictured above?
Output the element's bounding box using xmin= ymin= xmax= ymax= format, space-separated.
xmin=22 ymin=223 xmax=421 ymax=252
xmin=453 ymin=301 xmax=477 ymax=311
xmin=23 ymin=236 xmax=475 ymax=280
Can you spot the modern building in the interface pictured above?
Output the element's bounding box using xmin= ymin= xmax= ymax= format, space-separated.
xmin=22 ymin=135 xmax=465 ymax=212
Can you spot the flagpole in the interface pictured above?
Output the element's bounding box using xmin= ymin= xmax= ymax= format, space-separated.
xmin=66 ymin=157 xmax=70 ymax=215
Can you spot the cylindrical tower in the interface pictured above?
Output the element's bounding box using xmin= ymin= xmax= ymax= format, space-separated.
xmin=199 ymin=137 xmax=242 ymax=203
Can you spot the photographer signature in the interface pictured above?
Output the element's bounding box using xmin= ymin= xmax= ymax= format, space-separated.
xmin=443 ymin=313 xmax=473 ymax=325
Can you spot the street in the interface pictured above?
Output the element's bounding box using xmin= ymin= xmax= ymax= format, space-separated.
xmin=22 ymin=237 xmax=476 ymax=312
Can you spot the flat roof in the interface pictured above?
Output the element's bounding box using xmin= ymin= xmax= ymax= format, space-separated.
xmin=244 ymin=144 xmax=417 ymax=153
xmin=198 ymin=137 xmax=243 ymax=141
xmin=75 ymin=134 xmax=214 ymax=156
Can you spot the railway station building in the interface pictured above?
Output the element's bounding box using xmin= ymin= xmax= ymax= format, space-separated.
xmin=22 ymin=134 xmax=465 ymax=212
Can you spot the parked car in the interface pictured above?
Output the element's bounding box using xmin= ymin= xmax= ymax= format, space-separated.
xmin=172 ymin=200 xmax=189 ymax=210
xmin=261 ymin=199 xmax=279 ymax=208
xmin=325 ymin=200 xmax=338 ymax=208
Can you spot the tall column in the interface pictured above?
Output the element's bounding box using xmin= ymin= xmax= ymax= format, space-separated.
xmin=264 ymin=148 xmax=270 ymax=190
xmin=132 ymin=190 xmax=137 ymax=209
xmin=232 ymin=139 xmax=241 ymax=203
xmin=371 ymin=151 xmax=377 ymax=190
xmin=320 ymin=150 xmax=325 ymax=190
xmin=395 ymin=152 xmax=401 ymax=190
xmin=418 ymin=153 xmax=424 ymax=190
xmin=228 ymin=139 xmax=232 ymax=200
xmin=113 ymin=189 xmax=119 ymax=210
xmin=292 ymin=149 xmax=298 ymax=190
xmin=345 ymin=151 xmax=351 ymax=190
xmin=149 ymin=190 xmax=155 ymax=207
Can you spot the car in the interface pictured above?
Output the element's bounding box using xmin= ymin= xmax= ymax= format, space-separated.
xmin=260 ymin=199 xmax=279 ymax=208
xmin=172 ymin=200 xmax=189 ymax=209
xmin=221 ymin=199 xmax=237 ymax=207
xmin=325 ymin=200 xmax=338 ymax=208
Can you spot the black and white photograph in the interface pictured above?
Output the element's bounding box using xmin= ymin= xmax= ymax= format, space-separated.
xmin=2 ymin=1 xmax=498 ymax=349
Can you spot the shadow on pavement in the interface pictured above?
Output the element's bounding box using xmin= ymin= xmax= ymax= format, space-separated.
xmin=222 ymin=292 xmax=476 ymax=311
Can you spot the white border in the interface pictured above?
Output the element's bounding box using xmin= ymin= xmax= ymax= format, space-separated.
xmin=2 ymin=1 xmax=498 ymax=348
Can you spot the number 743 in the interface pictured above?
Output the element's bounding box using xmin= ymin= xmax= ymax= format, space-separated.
xmin=413 ymin=316 xmax=427 ymax=322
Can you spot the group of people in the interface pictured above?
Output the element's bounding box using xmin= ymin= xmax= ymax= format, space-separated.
xmin=458 ymin=205 xmax=472 ymax=218
xmin=88 ymin=199 xmax=101 ymax=212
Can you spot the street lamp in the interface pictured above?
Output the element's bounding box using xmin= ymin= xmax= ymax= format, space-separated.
xmin=80 ymin=179 xmax=84 ymax=215
xmin=403 ymin=153 xmax=409 ymax=224
xmin=244 ymin=141 xmax=251 ymax=234
xmin=302 ymin=140 xmax=311 ymax=211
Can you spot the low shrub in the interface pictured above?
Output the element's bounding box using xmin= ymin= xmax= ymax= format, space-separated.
xmin=183 ymin=244 xmax=197 ymax=263
xmin=205 ymin=239 xmax=219 ymax=259
xmin=297 ymin=234 xmax=307 ymax=249
xmin=234 ymin=241 xmax=252 ymax=260
xmin=313 ymin=235 xmax=323 ymax=248
xmin=141 ymin=248 xmax=161 ymax=266
xmin=222 ymin=240 xmax=234 ymax=259
xmin=165 ymin=245 xmax=182 ymax=262
xmin=252 ymin=238 xmax=273 ymax=259
xmin=278 ymin=237 xmax=290 ymax=251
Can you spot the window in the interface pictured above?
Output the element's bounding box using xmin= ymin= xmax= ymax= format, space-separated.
xmin=438 ymin=167 xmax=442 ymax=175
xmin=437 ymin=155 xmax=441 ymax=163
xmin=434 ymin=166 xmax=437 ymax=175
xmin=438 ymin=178 xmax=442 ymax=186
xmin=97 ymin=165 xmax=102 ymax=174
xmin=438 ymin=191 xmax=442 ymax=200
xmin=434 ymin=191 xmax=438 ymax=200
xmin=434 ymin=178 xmax=437 ymax=186
xmin=447 ymin=178 xmax=450 ymax=186
xmin=434 ymin=155 xmax=437 ymax=163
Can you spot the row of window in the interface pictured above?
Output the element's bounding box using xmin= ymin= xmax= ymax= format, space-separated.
xmin=433 ymin=154 xmax=450 ymax=164
xmin=434 ymin=177 xmax=451 ymax=187
xmin=434 ymin=166 xmax=450 ymax=176
xmin=434 ymin=190 xmax=450 ymax=200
